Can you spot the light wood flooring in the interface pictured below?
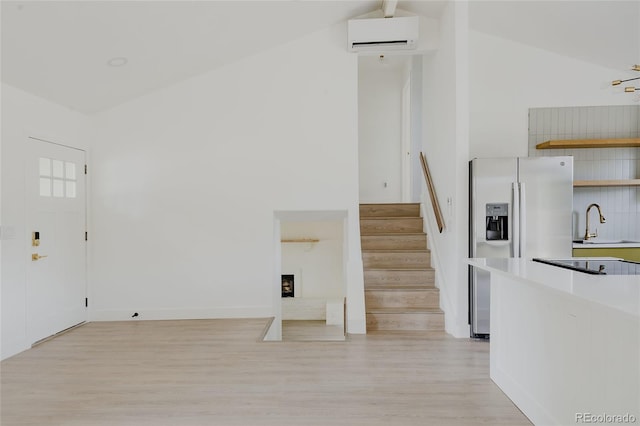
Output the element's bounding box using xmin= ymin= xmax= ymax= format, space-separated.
xmin=1 ymin=319 xmax=531 ymax=426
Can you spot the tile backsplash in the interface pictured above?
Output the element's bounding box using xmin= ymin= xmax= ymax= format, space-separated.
xmin=528 ymin=105 xmax=640 ymax=241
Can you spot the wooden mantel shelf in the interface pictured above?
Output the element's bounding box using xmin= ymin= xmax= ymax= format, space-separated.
xmin=574 ymin=179 xmax=640 ymax=187
xmin=536 ymin=138 xmax=640 ymax=149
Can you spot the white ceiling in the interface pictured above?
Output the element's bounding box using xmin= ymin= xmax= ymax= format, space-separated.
xmin=2 ymin=1 xmax=638 ymax=114
xmin=1 ymin=0 xmax=382 ymax=113
xmin=468 ymin=0 xmax=640 ymax=73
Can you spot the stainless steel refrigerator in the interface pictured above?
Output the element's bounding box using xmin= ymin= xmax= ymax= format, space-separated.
xmin=468 ymin=156 xmax=573 ymax=338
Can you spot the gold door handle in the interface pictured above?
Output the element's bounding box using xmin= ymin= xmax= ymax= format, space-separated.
xmin=32 ymin=253 xmax=48 ymax=261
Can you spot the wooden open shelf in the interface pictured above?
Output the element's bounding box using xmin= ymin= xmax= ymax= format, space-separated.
xmin=573 ymin=179 xmax=640 ymax=187
xmin=281 ymin=239 xmax=320 ymax=243
xmin=536 ymin=138 xmax=640 ymax=149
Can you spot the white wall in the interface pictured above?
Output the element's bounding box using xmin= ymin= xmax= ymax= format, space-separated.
xmin=422 ymin=1 xmax=470 ymax=338
xmin=1 ymin=83 xmax=91 ymax=359
xmin=469 ymin=30 xmax=636 ymax=159
xmin=358 ymin=58 xmax=406 ymax=202
xmin=88 ymin=24 xmax=366 ymax=332
xmin=410 ymin=55 xmax=424 ymax=203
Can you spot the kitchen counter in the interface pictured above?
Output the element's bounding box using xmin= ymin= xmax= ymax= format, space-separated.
xmin=469 ymin=258 xmax=639 ymax=425
xmin=572 ymin=240 xmax=640 ymax=249
xmin=469 ymin=257 xmax=639 ymax=316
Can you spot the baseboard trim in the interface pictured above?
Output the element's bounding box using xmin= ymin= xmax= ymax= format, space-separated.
xmin=32 ymin=321 xmax=87 ymax=347
xmin=90 ymin=306 xmax=274 ymax=322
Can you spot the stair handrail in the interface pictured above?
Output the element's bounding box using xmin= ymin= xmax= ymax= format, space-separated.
xmin=419 ymin=152 xmax=445 ymax=233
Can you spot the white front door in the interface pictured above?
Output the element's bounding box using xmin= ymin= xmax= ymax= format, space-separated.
xmin=26 ymin=137 xmax=87 ymax=344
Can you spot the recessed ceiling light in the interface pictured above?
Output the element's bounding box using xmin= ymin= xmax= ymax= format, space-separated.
xmin=107 ymin=57 xmax=128 ymax=67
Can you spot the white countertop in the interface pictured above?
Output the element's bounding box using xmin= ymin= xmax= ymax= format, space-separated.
xmin=468 ymin=258 xmax=640 ymax=317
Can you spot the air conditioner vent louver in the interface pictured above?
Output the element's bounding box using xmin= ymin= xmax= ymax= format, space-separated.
xmin=348 ymin=16 xmax=418 ymax=52
xmin=352 ymin=40 xmax=408 ymax=48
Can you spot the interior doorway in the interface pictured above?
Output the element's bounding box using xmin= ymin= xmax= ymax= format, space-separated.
xmin=280 ymin=219 xmax=345 ymax=341
xmin=269 ymin=210 xmax=347 ymax=342
xmin=358 ymin=54 xmax=422 ymax=204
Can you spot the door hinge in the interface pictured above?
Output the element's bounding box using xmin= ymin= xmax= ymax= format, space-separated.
xmin=84 ymin=164 xmax=87 ymax=175
xmin=85 ymin=298 xmax=88 ymax=308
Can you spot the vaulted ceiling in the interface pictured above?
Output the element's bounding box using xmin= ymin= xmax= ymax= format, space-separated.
xmin=2 ymin=1 xmax=637 ymax=114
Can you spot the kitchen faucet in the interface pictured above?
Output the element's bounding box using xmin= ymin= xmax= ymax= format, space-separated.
xmin=584 ymin=203 xmax=606 ymax=240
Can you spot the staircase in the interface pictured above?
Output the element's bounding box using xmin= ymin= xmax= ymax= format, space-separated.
xmin=360 ymin=203 xmax=444 ymax=332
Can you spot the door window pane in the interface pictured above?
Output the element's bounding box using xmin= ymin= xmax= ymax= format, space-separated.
xmin=39 ymin=158 xmax=51 ymax=176
xmin=40 ymin=178 xmax=51 ymax=197
xmin=52 ymin=179 xmax=64 ymax=197
xmin=65 ymin=162 xmax=76 ymax=180
xmin=52 ymin=160 xmax=64 ymax=178
xmin=39 ymin=158 xmax=81 ymax=199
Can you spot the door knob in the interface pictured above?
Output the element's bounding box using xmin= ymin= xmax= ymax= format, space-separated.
xmin=32 ymin=253 xmax=48 ymax=261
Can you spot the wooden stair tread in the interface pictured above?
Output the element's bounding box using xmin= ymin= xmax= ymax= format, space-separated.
xmin=360 ymin=232 xmax=427 ymax=237
xmin=363 ymin=249 xmax=430 ymax=253
xmin=366 ymin=288 xmax=436 ymax=292
xmin=360 ymin=204 xmax=421 ymax=217
xmin=361 ymin=232 xmax=424 ymax=235
xmin=365 ymin=286 xmax=438 ymax=291
xmin=360 ymin=203 xmax=421 ymax=206
xmin=366 ymin=266 xmax=434 ymax=269
xmin=360 ymin=216 xmax=421 ymax=219
xmin=365 ymin=268 xmax=431 ymax=271
xmin=365 ymin=267 xmax=434 ymax=271
xmin=364 ymin=330 xmax=447 ymax=335
xmin=361 ymin=234 xmax=427 ymax=250
xmin=367 ymin=307 xmax=443 ymax=312
xmin=361 ymin=234 xmax=426 ymax=240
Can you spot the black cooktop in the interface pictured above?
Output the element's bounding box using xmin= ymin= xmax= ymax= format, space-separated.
xmin=532 ymin=258 xmax=640 ymax=275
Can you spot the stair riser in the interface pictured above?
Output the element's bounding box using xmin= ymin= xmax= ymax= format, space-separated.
xmin=365 ymin=290 xmax=439 ymax=309
xmin=360 ymin=218 xmax=423 ymax=234
xmin=361 ymin=235 xmax=426 ymax=250
xmin=366 ymin=312 xmax=444 ymax=331
xmin=363 ymin=252 xmax=431 ymax=269
xmin=364 ymin=270 xmax=435 ymax=287
xmin=360 ymin=204 xmax=420 ymax=218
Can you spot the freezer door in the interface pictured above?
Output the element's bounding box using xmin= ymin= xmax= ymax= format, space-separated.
xmin=518 ymin=157 xmax=573 ymax=258
xmin=470 ymin=158 xmax=518 ymax=258
xmin=469 ymin=158 xmax=518 ymax=337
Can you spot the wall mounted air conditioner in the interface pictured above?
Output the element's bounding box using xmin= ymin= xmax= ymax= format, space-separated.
xmin=347 ymin=15 xmax=418 ymax=52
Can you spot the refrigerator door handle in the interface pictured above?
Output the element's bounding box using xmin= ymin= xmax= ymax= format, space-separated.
xmin=512 ymin=182 xmax=519 ymax=258
xmin=519 ymin=182 xmax=527 ymax=258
